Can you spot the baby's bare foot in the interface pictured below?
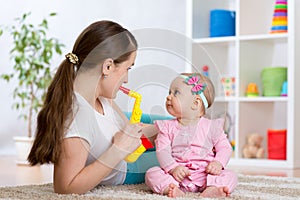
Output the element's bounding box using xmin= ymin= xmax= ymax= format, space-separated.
xmin=168 ymin=183 xmax=185 ymax=198
xmin=200 ymin=186 xmax=230 ymax=198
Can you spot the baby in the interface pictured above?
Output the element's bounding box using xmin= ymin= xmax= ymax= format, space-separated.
xmin=145 ymin=73 xmax=237 ymax=198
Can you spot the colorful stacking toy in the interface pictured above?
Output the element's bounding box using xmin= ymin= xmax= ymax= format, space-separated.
xmin=270 ymin=0 xmax=288 ymax=34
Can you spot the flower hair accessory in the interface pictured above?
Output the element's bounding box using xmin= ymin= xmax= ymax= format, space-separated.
xmin=181 ymin=74 xmax=208 ymax=108
xmin=65 ymin=52 xmax=79 ymax=65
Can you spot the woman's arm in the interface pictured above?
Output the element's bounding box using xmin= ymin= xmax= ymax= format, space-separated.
xmin=54 ymin=137 xmax=128 ymax=194
xmin=54 ymin=121 xmax=143 ymax=194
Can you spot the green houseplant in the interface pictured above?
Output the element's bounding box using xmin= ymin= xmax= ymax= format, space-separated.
xmin=0 ymin=12 xmax=64 ymax=164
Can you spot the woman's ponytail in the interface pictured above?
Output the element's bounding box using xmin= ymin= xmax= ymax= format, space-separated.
xmin=28 ymin=58 xmax=76 ymax=165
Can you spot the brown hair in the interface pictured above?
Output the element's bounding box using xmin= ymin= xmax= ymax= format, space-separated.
xmin=181 ymin=72 xmax=215 ymax=109
xmin=27 ymin=20 xmax=137 ymax=165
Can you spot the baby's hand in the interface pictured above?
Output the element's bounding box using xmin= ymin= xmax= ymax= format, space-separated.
xmin=206 ymin=160 xmax=223 ymax=175
xmin=170 ymin=166 xmax=190 ymax=182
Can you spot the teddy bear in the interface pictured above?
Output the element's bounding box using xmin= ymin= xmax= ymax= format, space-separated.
xmin=242 ymin=133 xmax=264 ymax=158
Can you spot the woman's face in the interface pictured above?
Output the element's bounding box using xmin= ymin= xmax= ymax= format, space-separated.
xmin=165 ymin=76 xmax=196 ymax=118
xmin=100 ymin=51 xmax=136 ymax=99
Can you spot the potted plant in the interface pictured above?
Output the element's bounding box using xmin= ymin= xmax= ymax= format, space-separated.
xmin=0 ymin=12 xmax=64 ymax=164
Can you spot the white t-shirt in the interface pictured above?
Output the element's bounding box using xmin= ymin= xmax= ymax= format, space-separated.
xmin=65 ymin=92 xmax=127 ymax=185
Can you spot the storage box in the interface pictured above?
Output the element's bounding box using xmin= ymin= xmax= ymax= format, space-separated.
xmin=210 ymin=9 xmax=236 ymax=37
xmin=267 ymin=129 xmax=287 ymax=160
xmin=261 ymin=67 xmax=287 ymax=96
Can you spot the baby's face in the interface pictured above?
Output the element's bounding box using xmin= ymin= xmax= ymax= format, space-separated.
xmin=165 ymin=76 xmax=197 ymax=118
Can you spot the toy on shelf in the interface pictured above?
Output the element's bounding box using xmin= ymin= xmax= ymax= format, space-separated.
xmin=220 ymin=76 xmax=236 ymax=97
xmin=242 ymin=133 xmax=264 ymax=159
xmin=261 ymin=67 xmax=287 ymax=96
xmin=230 ymin=140 xmax=235 ymax=158
xmin=267 ymin=129 xmax=287 ymax=160
xmin=202 ymin=65 xmax=209 ymax=77
xmin=281 ymin=81 xmax=288 ymax=96
xmin=270 ymin=0 xmax=288 ymax=34
xmin=210 ymin=9 xmax=236 ymax=37
xmin=246 ymin=83 xmax=259 ymax=97
xmin=119 ymin=86 xmax=154 ymax=163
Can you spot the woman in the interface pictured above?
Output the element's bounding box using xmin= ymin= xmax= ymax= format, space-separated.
xmin=28 ymin=20 xmax=156 ymax=194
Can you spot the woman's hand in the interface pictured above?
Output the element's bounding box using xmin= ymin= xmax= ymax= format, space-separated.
xmin=170 ymin=166 xmax=190 ymax=182
xmin=113 ymin=123 xmax=143 ymax=156
xmin=206 ymin=160 xmax=223 ymax=175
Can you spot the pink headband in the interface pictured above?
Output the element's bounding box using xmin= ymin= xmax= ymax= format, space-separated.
xmin=181 ymin=74 xmax=208 ymax=108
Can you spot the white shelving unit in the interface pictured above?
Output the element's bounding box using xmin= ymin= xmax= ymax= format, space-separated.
xmin=186 ymin=0 xmax=300 ymax=168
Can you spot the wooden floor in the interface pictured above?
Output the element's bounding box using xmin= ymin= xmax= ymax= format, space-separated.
xmin=0 ymin=155 xmax=300 ymax=187
xmin=0 ymin=156 xmax=53 ymax=187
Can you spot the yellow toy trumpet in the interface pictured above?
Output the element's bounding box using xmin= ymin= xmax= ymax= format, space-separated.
xmin=119 ymin=86 xmax=154 ymax=163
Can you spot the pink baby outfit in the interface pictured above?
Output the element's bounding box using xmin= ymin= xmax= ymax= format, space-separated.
xmin=145 ymin=118 xmax=237 ymax=194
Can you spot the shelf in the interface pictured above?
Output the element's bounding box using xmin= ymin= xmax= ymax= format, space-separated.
xmin=238 ymin=97 xmax=288 ymax=102
xmin=239 ymin=33 xmax=288 ymax=41
xmin=193 ymin=36 xmax=236 ymax=44
xmin=193 ymin=34 xmax=288 ymax=44
xmin=229 ymin=158 xmax=292 ymax=168
xmin=215 ymin=97 xmax=288 ymax=102
xmin=215 ymin=96 xmax=236 ymax=102
xmin=239 ymin=38 xmax=288 ymax=97
xmin=188 ymin=0 xmax=299 ymax=168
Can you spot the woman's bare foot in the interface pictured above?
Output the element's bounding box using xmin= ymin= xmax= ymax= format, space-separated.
xmin=167 ymin=183 xmax=185 ymax=198
xmin=200 ymin=186 xmax=230 ymax=198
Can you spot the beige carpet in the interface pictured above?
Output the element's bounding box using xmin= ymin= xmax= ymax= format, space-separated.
xmin=1 ymin=174 xmax=300 ymax=200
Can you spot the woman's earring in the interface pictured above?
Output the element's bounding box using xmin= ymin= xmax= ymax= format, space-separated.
xmin=103 ymin=74 xmax=108 ymax=78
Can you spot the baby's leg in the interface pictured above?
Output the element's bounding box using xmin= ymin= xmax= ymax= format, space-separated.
xmin=201 ymin=169 xmax=238 ymax=197
xmin=145 ymin=166 xmax=181 ymax=196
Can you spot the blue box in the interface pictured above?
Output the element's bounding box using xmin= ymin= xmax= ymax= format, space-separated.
xmin=210 ymin=9 xmax=236 ymax=37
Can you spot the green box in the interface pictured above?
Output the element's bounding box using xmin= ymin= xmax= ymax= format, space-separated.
xmin=261 ymin=67 xmax=287 ymax=96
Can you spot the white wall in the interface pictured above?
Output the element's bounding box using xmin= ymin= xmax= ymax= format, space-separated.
xmin=0 ymin=0 xmax=189 ymax=154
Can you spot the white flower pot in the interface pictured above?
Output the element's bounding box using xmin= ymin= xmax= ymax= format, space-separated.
xmin=13 ymin=136 xmax=34 ymax=165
